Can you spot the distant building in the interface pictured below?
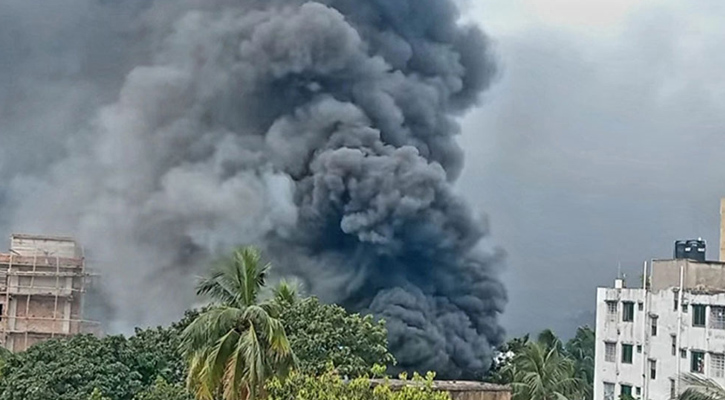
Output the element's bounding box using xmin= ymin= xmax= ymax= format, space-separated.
xmin=0 ymin=234 xmax=100 ymax=352
xmin=370 ymin=380 xmax=511 ymax=400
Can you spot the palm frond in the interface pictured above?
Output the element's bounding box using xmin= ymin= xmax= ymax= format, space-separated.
xmin=203 ymin=330 xmax=241 ymax=396
xmin=236 ymin=247 xmax=269 ymax=307
xmin=272 ymin=280 xmax=300 ymax=306
xmin=679 ymin=373 xmax=725 ymax=400
xmin=180 ymin=306 xmax=244 ymax=357
xmin=196 ymin=267 xmax=239 ymax=305
xmin=242 ymin=321 xmax=265 ymax=400
xmin=223 ymin=331 xmax=249 ymax=400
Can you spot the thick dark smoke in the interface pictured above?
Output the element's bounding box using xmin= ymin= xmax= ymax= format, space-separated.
xmin=0 ymin=0 xmax=505 ymax=378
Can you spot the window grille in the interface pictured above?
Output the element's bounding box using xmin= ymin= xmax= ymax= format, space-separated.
xmin=605 ymin=342 xmax=616 ymax=363
xmin=712 ymin=353 xmax=725 ymax=378
xmin=711 ymin=306 xmax=725 ymax=330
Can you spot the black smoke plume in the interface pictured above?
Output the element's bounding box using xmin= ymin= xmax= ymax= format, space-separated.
xmin=0 ymin=0 xmax=505 ymax=378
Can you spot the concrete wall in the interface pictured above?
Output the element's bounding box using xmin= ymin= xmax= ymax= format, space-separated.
xmin=448 ymin=391 xmax=510 ymax=400
xmin=721 ymin=199 xmax=725 ymax=262
xmin=651 ymin=259 xmax=725 ymax=293
xmin=594 ymin=287 xmax=648 ymax=400
xmin=370 ymin=380 xmax=510 ymax=400
xmin=10 ymin=235 xmax=79 ymax=258
xmin=594 ymin=283 xmax=725 ymax=400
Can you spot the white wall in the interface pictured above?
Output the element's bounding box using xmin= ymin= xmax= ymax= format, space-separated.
xmin=594 ymin=284 xmax=725 ymax=400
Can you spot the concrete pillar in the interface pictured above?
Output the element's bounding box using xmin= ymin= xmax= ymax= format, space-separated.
xmin=721 ymin=198 xmax=725 ymax=261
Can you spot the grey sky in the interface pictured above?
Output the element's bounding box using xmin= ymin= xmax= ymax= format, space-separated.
xmin=457 ymin=0 xmax=725 ymax=338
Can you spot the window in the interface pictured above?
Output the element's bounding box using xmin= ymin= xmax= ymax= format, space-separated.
xmin=622 ymin=344 xmax=633 ymax=364
xmin=623 ymin=301 xmax=635 ymax=322
xmin=638 ymin=302 xmax=644 ymax=311
xmin=605 ymin=342 xmax=616 ymax=362
xmin=636 ymin=345 xmax=642 ymax=353
xmin=712 ymin=353 xmax=725 ymax=378
xmin=621 ymin=384 xmax=632 ymax=397
xmin=683 ymin=303 xmax=689 ymax=313
xmin=635 ymin=387 xmax=641 ymax=396
xmin=671 ymin=335 xmax=677 ymax=356
xmin=691 ymin=351 xmax=705 ymax=373
xmin=681 ymin=349 xmax=687 ymax=359
xmin=670 ymin=378 xmax=676 ymax=399
xmin=711 ymin=306 xmax=725 ymax=330
xmin=649 ymin=359 xmax=657 ymax=380
xmin=693 ymin=304 xmax=707 ymax=327
xmin=674 ymin=293 xmax=679 ymax=311
xmin=603 ymin=382 xmax=615 ymax=400
xmin=651 ymin=316 xmax=658 ymax=336
xmin=606 ymin=301 xmax=617 ymax=321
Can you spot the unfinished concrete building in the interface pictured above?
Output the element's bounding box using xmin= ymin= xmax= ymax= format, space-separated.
xmin=0 ymin=234 xmax=100 ymax=352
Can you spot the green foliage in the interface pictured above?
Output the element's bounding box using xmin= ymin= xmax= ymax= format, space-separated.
xmin=128 ymin=326 xmax=186 ymax=386
xmin=133 ymin=377 xmax=192 ymax=400
xmin=0 ymin=335 xmax=144 ymax=400
xmin=487 ymin=327 xmax=594 ymax=400
xmin=678 ymin=373 xmax=725 ymax=400
xmin=0 ymin=319 xmax=189 ymax=400
xmin=180 ymin=246 xmax=295 ymax=400
xmin=272 ymin=280 xmax=301 ymax=307
xmin=267 ymin=369 xmax=450 ymax=400
xmin=486 ymin=334 xmax=529 ymax=384
xmin=373 ymin=373 xmax=450 ymax=400
xmin=89 ymin=388 xmax=111 ymax=400
xmin=0 ymin=247 xmax=400 ymax=400
xmin=565 ymin=326 xmax=595 ymax=400
xmin=281 ymin=296 xmax=396 ymax=378
xmin=505 ymin=335 xmax=530 ymax=354
xmin=537 ymin=329 xmax=563 ymax=352
xmin=503 ymin=341 xmax=588 ymax=400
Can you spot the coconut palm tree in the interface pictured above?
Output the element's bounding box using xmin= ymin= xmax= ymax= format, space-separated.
xmin=565 ymin=326 xmax=595 ymax=400
xmin=271 ymin=280 xmax=301 ymax=307
xmin=503 ymin=341 xmax=588 ymax=400
xmin=180 ymin=246 xmax=296 ymax=400
xmin=537 ymin=329 xmax=564 ymax=353
xmin=679 ymin=373 xmax=725 ymax=400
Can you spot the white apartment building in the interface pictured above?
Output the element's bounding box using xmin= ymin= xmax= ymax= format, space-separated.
xmin=594 ymin=258 xmax=725 ymax=400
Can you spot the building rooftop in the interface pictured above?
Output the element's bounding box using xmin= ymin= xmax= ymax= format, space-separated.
xmin=652 ymin=258 xmax=725 ymax=265
xmin=10 ymin=233 xmax=76 ymax=242
xmin=369 ymin=380 xmax=511 ymax=393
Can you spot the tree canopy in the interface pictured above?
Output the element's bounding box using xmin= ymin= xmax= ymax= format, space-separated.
xmin=0 ymin=245 xmax=552 ymax=400
xmin=267 ymin=369 xmax=450 ymax=400
xmin=281 ymin=296 xmax=395 ymax=378
xmin=0 ymin=334 xmax=147 ymax=400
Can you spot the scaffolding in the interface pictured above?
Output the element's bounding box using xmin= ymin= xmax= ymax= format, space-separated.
xmin=0 ymin=234 xmax=101 ymax=352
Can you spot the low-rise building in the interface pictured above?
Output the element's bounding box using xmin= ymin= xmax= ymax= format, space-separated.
xmin=371 ymin=380 xmax=511 ymax=400
xmin=594 ymin=258 xmax=725 ymax=400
